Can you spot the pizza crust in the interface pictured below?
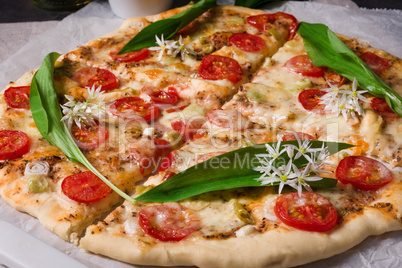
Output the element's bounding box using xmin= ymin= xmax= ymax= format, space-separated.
xmin=80 ymin=206 xmax=401 ymax=267
xmin=0 ymin=161 xmax=124 ymax=243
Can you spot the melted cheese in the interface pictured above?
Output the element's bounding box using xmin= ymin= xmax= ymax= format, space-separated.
xmin=224 ymin=35 xmax=402 ymax=167
xmin=195 ymin=200 xmax=245 ymax=236
xmin=159 ymin=103 xmax=207 ymax=128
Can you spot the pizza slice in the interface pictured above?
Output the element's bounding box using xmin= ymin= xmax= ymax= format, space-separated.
xmin=224 ymin=33 xmax=402 ymax=167
xmin=61 ymin=5 xmax=295 ymax=79
xmin=56 ymin=4 xmax=300 ymax=114
xmin=0 ymin=72 xmax=145 ymax=243
xmin=80 ymin=127 xmax=402 ymax=267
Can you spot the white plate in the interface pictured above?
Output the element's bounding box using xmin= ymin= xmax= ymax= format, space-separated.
xmin=0 ymin=221 xmax=87 ymax=268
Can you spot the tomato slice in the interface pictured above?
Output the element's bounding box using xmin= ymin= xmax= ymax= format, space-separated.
xmin=154 ymin=138 xmax=172 ymax=157
xmin=177 ymin=20 xmax=200 ymax=36
xmin=198 ymin=55 xmax=243 ymax=84
xmin=0 ymin=130 xmax=30 ymax=161
xmin=171 ymin=119 xmax=205 ymax=141
xmin=150 ymin=90 xmax=178 ymax=104
xmin=246 ymin=12 xmax=299 ymax=40
xmin=150 ymin=87 xmax=179 ymax=105
xmin=206 ymin=109 xmax=251 ymax=130
xmin=229 ymin=33 xmax=266 ymax=52
xmin=109 ymin=47 xmax=149 ymax=62
xmin=72 ymin=67 xmax=119 ymax=92
xmin=158 ymin=151 xmax=175 ymax=172
xmin=336 ymin=156 xmax=394 ymax=191
xmin=71 ymin=121 xmax=108 ymax=149
xmin=274 ymin=192 xmax=338 ymax=232
xmin=139 ymin=204 xmax=200 ymax=242
xmin=61 ymin=171 xmax=111 ymax=203
xmin=324 ymin=70 xmax=346 ymax=88
xmin=193 ymin=129 xmax=208 ymax=140
xmin=298 ymin=89 xmax=327 ymax=114
xmin=166 ymin=105 xmax=188 ymax=113
xmin=370 ymin=97 xmax=399 ymax=119
xmin=110 ymin=97 xmax=159 ymax=122
xmin=359 ymin=52 xmax=390 ymax=75
xmin=285 ymin=55 xmax=325 ymax=77
xmin=276 ymin=12 xmax=299 ymax=40
xmin=281 ymin=132 xmax=316 ymax=141
xmin=130 ymin=138 xmax=171 ymax=174
xmin=4 ymin=86 xmax=30 ymax=109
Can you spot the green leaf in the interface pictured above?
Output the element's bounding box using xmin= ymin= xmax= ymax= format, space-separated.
xmin=298 ymin=22 xmax=402 ymax=117
xmin=308 ymin=177 xmax=338 ymax=188
xmin=118 ymin=0 xmax=216 ymax=54
xmin=234 ymin=0 xmax=247 ymax=6
xmin=30 ymin=52 xmax=136 ymax=204
xmin=136 ymin=141 xmax=353 ymax=202
xmin=235 ymin=0 xmax=283 ymax=9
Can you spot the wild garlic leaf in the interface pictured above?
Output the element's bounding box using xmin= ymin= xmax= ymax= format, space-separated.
xmin=30 ymin=52 xmax=136 ymax=204
xmin=298 ymin=22 xmax=402 ymax=116
xmin=136 ymin=141 xmax=352 ymax=202
xmin=118 ymin=0 xmax=216 ymax=54
xmin=235 ymin=0 xmax=283 ymax=9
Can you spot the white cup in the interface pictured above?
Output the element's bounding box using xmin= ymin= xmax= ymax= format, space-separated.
xmin=109 ymin=0 xmax=174 ymax=19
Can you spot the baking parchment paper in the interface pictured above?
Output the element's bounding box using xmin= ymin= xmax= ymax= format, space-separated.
xmin=0 ymin=0 xmax=401 ymax=267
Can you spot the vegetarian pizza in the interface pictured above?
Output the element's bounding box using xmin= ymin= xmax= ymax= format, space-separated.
xmin=0 ymin=1 xmax=401 ymax=267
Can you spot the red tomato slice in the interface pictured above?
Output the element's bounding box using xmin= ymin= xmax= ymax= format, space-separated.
xmin=158 ymin=151 xmax=175 ymax=172
xmin=324 ymin=70 xmax=346 ymax=88
xmin=166 ymin=105 xmax=188 ymax=113
xmin=72 ymin=67 xmax=118 ymax=92
xmin=246 ymin=12 xmax=299 ymax=40
xmin=177 ymin=20 xmax=200 ymax=36
xmin=110 ymin=97 xmax=159 ymax=122
xmin=170 ymin=120 xmax=187 ymax=138
xmin=109 ymin=47 xmax=149 ymax=62
xmin=370 ymin=97 xmax=399 ymax=119
xmin=298 ymin=89 xmax=327 ymax=114
xmin=171 ymin=119 xmax=205 ymax=141
xmin=4 ymin=86 xmax=30 ymax=109
xmin=0 ymin=130 xmax=30 ymax=161
xmin=274 ymin=192 xmax=338 ymax=232
xmin=281 ymin=132 xmax=316 ymax=141
xmin=61 ymin=171 xmax=111 ymax=203
xmin=154 ymin=138 xmax=172 ymax=157
xmin=150 ymin=87 xmax=179 ymax=105
xmin=167 ymin=86 xmax=180 ymax=98
xmin=71 ymin=121 xmax=109 ymax=149
xmin=285 ymin=55 xmax=325 ymax=77
xmin=206 ymin=109 xmax=251 ymax=130
xmin=193 ymin=129 xmax=208 ymax=140
xmin=277 ymin=12 xmax=299 ymax=40
xmin=150 ymin=90 xmax=178 ymax=104
xmin=130 ymin=138 xmax=171 ymax=174
xmin=139 ymin=204 xmax=200 ymax=242
xmin=336 ymin=156 xmax=394 ymax=191
xmin=229 ymin=33 xmax=266 ymax=52
xmin=198 ymin=55 xmax=243 ymax=84
xmin=359 ymin=52 xmax=390 ymax=75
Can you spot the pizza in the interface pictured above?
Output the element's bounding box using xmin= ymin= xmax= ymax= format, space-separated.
xmin=0 ymin=2 xmax=401 ymax=267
